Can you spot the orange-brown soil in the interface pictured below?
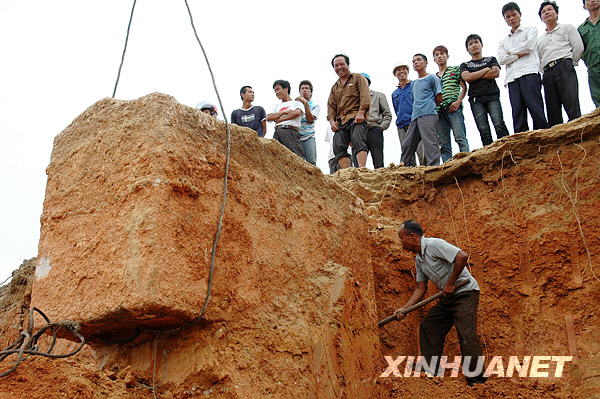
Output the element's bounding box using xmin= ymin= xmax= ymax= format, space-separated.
xmin=1 ymin=95 xmax=599 ymax=398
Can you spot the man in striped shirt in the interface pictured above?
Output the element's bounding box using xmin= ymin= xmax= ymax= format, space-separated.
xmin=433 ymin=46 xmax=470 ymax=163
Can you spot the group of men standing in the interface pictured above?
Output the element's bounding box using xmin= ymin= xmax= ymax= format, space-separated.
xmin=226 ymin=1 xmax=599 ymax=173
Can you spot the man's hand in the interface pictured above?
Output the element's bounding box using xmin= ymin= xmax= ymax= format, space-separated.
xmin=295 ymin=96 xmax=308 ymax=104
xmin=517 ymin=53 xmax=527 ymax=59
xmin=448 ymin=100 xmax=462 ymax=113
xmin=329 ymin=120 xmax=339 ymax=132
xmin=393 ymin=309 xmax=407 ymax=321
xmin=442 ymin=282 xmax=456 ymax=297
xmin=355 ymin=110 xmax=366 ymax=124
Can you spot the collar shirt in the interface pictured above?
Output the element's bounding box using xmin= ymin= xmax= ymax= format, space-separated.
xmin=327 ymin=73 xmax=371 ymax=124
xmin=391 ymin=82 xmax=414 ymax=129
xmin=415 ymin=236 xmax=480 ymax=294
xmin=578 ymin=18 xmax=600 ymax=68
xmin=498 ymin=26 xmax=540 ymax=85
xmin=366 ymin=90 xmax=392 ymax=130
xmin=536 ymin=23 xmax=584 ymax=71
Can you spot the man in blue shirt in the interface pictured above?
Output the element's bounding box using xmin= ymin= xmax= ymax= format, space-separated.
xmin=400 ymin=55 xmax=443 ymax=167
xmin=392 ymin=64 xmax=424 ymax=166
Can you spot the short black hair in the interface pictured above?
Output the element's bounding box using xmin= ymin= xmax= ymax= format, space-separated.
xmin=400 ymin=220 xmax=424 ymax=236
xmin=465 ymin=34 xmax=483 ymax=49
xmin=413 ymin=53 xmax=428 ymax=62
xmin=331 ymin=54 xmax=350 ymax=68
xmin=502 ymin=2 xmax=521 ymax=16
xmin=299 ymin=80 xmax=313 ymax=92
xmin=240 ymin=85 xmax=252 ymax=100
xmin=272 ymin=80 xmax=291 ymax=93
xmin=538 ymin=1 xmax=559 ymax=17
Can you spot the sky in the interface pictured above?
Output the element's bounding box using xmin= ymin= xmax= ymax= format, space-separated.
xmin=0 ymin=0 xmax=595 ymax=283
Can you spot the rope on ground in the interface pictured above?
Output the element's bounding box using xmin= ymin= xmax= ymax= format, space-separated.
xmin=0 ymin=308 xmax=85 ymax=377
xmin=112 ymin=0 xmax=137 ymax=98
xmin=0 ymin=275 xmax=11 ymax=286
xmin=556 ymin=146 xmax=599 ymax=282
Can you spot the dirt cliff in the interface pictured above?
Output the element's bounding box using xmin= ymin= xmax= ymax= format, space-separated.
xmin=1 ymin=95 xmax=599 ymax=398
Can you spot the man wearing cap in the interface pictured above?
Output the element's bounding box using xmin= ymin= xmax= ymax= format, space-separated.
xmin=352 ymin=73 xmax=392 ymax=169
xmin=266 ymin=80 xmax=305 ymax=158
xmin=536 ymin=1 xmax=584 ymax=126
xmin=392 ymin=64 xmax=424 ymax=166
xmin=197 ymin=101 xmax=218 ymax=117
xmin=579 ymin=0 xmax=600 ymax=108
xmin=327 ymin=54 xmax=371 ymax=169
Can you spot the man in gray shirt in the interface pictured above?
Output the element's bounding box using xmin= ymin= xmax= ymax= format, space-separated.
xmin=395 ymin=220 xmax=486 ymax=385
xmin=351 ymin=73 xmax=392 ymax=169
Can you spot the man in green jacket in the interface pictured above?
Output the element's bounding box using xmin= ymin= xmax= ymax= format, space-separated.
xmin=579 ymin=0 xmax=600 ymax=107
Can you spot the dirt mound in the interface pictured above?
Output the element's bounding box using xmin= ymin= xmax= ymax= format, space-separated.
xmin=1 ymin=96 xmax=599 ymax=398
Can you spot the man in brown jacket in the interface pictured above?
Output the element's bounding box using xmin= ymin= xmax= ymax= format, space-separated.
xmin=327 ymin=54 xmax=371 ymax=169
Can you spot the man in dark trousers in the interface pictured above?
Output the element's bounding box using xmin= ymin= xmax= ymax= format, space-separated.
xmin=327 ymin=54 xmax=371 ymax=169
xmin=395 ymin=220 xmax=486 ymax=385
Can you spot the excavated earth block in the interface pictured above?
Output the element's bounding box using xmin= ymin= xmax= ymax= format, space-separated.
xmin=27 ymin=93 xmax=382 ymax=398
xmin=2 ymin=96 xmax=599 ymax=398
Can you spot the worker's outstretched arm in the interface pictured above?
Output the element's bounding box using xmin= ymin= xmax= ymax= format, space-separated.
xmin=394 ymin=280 xmax=427 ymax=319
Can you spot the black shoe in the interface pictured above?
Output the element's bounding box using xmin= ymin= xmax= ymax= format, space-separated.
xmin=466 ymin=376 xmax=488 ymax=386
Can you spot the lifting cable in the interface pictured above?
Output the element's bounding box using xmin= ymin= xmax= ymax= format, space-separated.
xmin=1 ymin=0 xmax=231 ymax=377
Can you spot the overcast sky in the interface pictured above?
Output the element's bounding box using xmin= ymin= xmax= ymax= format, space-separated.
xmin=0 ymin=0 xmax=595 ymax=283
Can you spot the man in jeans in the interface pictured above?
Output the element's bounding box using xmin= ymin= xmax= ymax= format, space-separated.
xmin=536 ymin=1 xmax=584 ymax=126
xmin=327 ymin=54 xmax=371 ymax=169
xmin=295 ymin=80 xmax=320 ymax=165
xmin=352 ymin=73 xmax=392 ymax=169
xmin=266 ymin=80 xmax=305 ymax=158
xmin=394 ymin=220 xmax=486 ymax=385
xmin=392 ymin=64 xmax=424 ymax=165
xmin=400 ymin=54 xmax=442 ymax=167
xmin=578 ymin=0 xmax=600 ymax=108
xmin=498 ymin=2 xmax=548 ymax=132
xmin=433 ymin=45 xmax=470 ymax=163
xmin=461 ymin=34 xmax=510 ymax=146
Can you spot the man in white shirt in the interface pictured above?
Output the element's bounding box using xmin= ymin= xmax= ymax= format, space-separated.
xmin=536 ymin=1 xmax=585 ymax=127
xmin=498 ymin=2 xmax=548 ymax=132
xmin=266 ymin=80 xmax=305 ymax=158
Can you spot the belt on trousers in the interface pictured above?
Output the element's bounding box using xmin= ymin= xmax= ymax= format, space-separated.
xmin=275 ymin=125 xmax=299 ymax=132
xmin=543 ymin=58 xmax=571 ymax=73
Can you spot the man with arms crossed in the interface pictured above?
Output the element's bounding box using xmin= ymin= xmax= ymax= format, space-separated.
xmin=536 ymin=1 xmax=584 ymax=126
xmin=400 ymin=54 xmax=442 ymax=167
xmin=461 ymin=34 xmax=510 ymax=146
xmin=395 ymin=220 xmax=486 ymax=385
xmin=266 ymin=80 xmax=305 ymax=158
xmin=579 ymin=0 xmax=600 ymax=108
xmin=498 ymin=2 xmax=548 ymax=133
xmin=231 ymin=86 xmax=267 ymax=137
xmin=433 ymin=46 xmax=470 ymax=163
xmin=327 ymin=54 xmax=371 ymax=169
